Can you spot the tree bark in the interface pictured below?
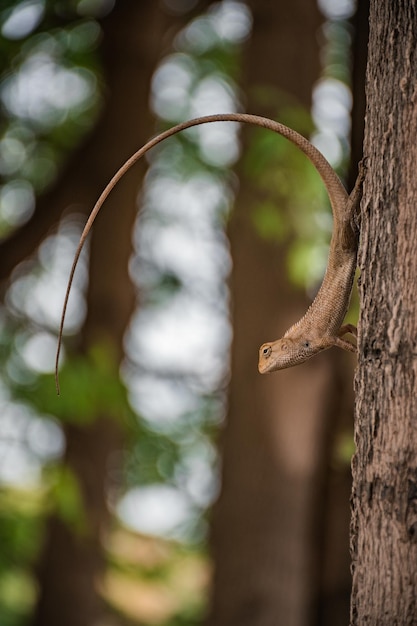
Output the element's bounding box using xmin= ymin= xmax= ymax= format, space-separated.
xmin=350 ymin=1 xmax=417 ymax=624
xmin=207 ymin=2 xmax=355 ymax=625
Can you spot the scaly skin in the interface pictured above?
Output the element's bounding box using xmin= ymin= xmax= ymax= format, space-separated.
xmin=55 ymin=114 xmax=364 ymax=392
xmin=259 ymin=163 xmax=365 ymax=373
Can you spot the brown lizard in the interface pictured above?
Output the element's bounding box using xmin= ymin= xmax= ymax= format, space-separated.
xmin=259 ymin=157 xmax=365 ymax=373
xmin=55 ymin=113 xmax=364 ymax=392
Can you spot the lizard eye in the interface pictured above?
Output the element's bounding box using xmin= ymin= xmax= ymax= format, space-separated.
xmin=304 ymin=341 xmax=310 ymax=348
xmin=262 ymin=345 xmax=272 ymax=358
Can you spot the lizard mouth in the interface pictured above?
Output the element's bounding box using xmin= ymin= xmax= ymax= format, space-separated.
xmin=258 ymin=362 xmax=268 ymax=374
xmin=258 ymin=343 xmax=274 ymax=374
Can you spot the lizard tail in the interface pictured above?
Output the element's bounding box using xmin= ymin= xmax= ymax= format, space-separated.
xmin=55 ymin=113 xmax=347 ymax=393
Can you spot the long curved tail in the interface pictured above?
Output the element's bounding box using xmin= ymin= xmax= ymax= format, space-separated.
xmin=55 ymin=112 xmax=346 ymax=393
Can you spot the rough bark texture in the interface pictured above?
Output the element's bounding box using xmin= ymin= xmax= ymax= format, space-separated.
xmin=350 ymin=1 xmax=417 ymax=624
xmin=207 ymin=2 xmax=355 ymax=625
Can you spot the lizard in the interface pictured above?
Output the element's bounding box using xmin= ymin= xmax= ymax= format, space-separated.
xmin=55 ymin=112 xmax=364 ymax=393
xmin=258 ymin=156 xmax=365 ymax=373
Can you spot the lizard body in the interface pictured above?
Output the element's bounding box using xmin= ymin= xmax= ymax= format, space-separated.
xmin=259 ymin=164 xmax=364 ymax=373
xmin=55 ymin=113 xmax=364 ymax=392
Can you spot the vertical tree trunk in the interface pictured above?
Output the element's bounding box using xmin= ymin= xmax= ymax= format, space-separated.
xmin=350 ymin=1 xmax=417 ymax=624
xmin=207 ymin=2 xmax=354 ymax=625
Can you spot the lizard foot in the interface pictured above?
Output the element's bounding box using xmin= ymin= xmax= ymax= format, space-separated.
xmin=339 ymin=323 xmax=357 ymax=337
xmin=333 ymin=324 xmax=357 ymax=352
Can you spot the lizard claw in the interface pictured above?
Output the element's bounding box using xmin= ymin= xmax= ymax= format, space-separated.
xmin=333 ymin=324 xmax=357 ymax=353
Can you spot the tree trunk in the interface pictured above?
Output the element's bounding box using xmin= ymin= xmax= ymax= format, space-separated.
xmin=207 ymin=2 xmax=355 ymax=625
xmin=350 ymin=1 xmax=417 ymax=624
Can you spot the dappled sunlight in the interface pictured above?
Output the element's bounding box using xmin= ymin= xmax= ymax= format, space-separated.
xmin=177 ymin=1 xmax=252 ymax=52
xmin=190 ymin=75 xmax=238 ymax=119
xmin=318 ymin=0 xmax=355 ymax=20
xmin=0 ymin=180 xmax=35 ymax=230
xmin=0 ymin=402 xmax=63 ymax=486
xmin=0 ymin=136 xmax=30 ymax=178
xmin=126 ymin=297 xmax=231 ymax=387
xmin=311 ymin=77 xmax=352 ymax=166
xmin=151 ymin=54 xmax=196 ymax=122
xmin=1 ymin=0 xmax=45 ymax=40
xmin=6 ymin=219 xmax=88 ymax=334
xmin=20 ymin=332 xmax=59 ymax=374
xmin=125 ymin=375 xmax=202 ymax=427
xmin=1 ymin=54 xmax=96 ymax=127
xmin=139 ymin=171 xmax=232 ymax=230
xmin=118 ymin=485 xmax=194 ymax=539
xmin=196 ymin=118 xmax=240 ymax=166
xmin=133 ymin=217 xmax=231 ymax=292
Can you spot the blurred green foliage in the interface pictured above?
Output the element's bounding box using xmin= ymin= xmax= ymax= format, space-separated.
xmin=0 ymin=489 xmax=42 ymax=626
xmin=243 ymin=99 xmax=331 ymax=289
xmin=0 ymin=0 xmax=103 ymax=239
xmin=0 ymin=2 xmax=245 ymax=624
xmin=0 ymin=1 xmax=356 ymax=624
xmin=22 ymin=344 xmax=133 ymax=424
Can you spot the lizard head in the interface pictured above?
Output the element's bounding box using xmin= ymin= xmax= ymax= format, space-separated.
xmin=258 ymin=336 xmax=325 ymax=373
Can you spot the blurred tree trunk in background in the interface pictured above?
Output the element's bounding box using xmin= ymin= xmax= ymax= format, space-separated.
xmin=30 ymin=3 xmax=171 ymax=625
xmin=207 ymin=2 xmax=357 ymax=625
xmin=348 ymin=0 xmax=368 ymax=188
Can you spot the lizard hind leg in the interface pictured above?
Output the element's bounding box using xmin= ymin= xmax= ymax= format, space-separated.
xmin=339 ymin=323 xmax=357 ymax=337
xmin=333 ymin=324 xmax=357 ymax=353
